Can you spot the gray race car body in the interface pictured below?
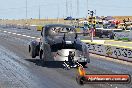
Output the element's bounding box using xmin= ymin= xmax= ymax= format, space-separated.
xmin=29 ymin=24 xmax=90 ymax=66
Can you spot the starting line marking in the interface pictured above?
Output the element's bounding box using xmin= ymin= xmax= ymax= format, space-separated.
xmin=22 ymin=35 xmax=26 ymax=37
xmin=4 ymin=31 xmax=7 ymax=32
xmin=17 ymin=34 xmax=21 ymax=35
xmin=8 ymin=32 xmax=12 ymax=34
xmin=12 ymin=33 xmax=16 ymax=35
xmin=26 ymin=36 xmax=31 ymax=38
xmin=31 ymin=37 xmax=36 ymax=39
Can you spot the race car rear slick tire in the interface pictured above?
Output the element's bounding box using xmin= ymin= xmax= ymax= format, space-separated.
xmin=43 ymin=43 xmax=53 ymax=61
xmin=40 ymin=50 xmax=44 ymax=60
xmin=30 ymin=46 xmax=36 ymax=58
xmin=35 ymin=45 xmax=40 ymax=56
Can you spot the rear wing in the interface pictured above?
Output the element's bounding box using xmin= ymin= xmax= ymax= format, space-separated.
xmin=59 ymin=31 xmax=89 ymax=40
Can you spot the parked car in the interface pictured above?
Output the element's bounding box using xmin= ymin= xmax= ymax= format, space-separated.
xmin=64 ymin=17 xmax=75 ymax=20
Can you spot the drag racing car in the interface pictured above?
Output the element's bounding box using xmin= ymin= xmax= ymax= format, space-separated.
xmin=29 ymin=24 xmax=90 ymax=67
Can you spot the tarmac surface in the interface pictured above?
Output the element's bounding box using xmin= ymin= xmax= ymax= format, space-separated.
xmin=0 ymin=27 xmax=132 ymax=88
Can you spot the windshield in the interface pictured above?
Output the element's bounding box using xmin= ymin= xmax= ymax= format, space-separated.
xmin=49 ymin=26 xmax=76 ymax=36
xmin=113 ymin=30 xmax=123 ymax=32
xmin=103 ymin=24 xmax=116 ymax=29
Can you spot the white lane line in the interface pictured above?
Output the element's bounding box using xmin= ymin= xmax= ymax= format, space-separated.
xmin=26 ymin=36 xmax=31 ymax=38
xmin=115 ymin=87 xmax=118 ymax=88
xmin=31 ymin=37 xmax=36 ymax=39
xmin=37 ymin=38 xmax=40 ymax=40
xmin=8 ymin=32 xmax=12 ymax=34
xmin=12 ymin=33 xmax=16 ymax=35
xmin=1 ymin=30 xmax=38 ymax=39
xmin=17 ymin=34 xmax=21 ymax=36
xmin=4 ymin=31 xmax=7 ymax=32
xmin=22 ymin=35 xmax=26 ymax=37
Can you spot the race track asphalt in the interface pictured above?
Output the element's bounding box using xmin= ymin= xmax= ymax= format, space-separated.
xmin=0 ymin=27 xmax=131 ymax=88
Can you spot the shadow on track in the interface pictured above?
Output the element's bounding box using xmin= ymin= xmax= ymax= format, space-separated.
xmin=26 ymin=59 xmax=64 ymax=68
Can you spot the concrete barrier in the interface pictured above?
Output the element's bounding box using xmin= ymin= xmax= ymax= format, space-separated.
xmin=85 ymin=42 xmax=132 ymax=62
xmin=114 ymin=31 xmax=130 ymax=41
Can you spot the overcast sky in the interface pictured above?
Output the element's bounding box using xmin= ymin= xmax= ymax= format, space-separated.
xmin=0 ymin=0 xmax=131 ymax=19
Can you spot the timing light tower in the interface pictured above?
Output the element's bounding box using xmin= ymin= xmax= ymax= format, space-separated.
xmin=88 ymin=10 xmax=96 ymax=42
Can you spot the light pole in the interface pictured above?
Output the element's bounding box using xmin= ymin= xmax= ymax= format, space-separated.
xmin=77 ymin=0 xmax=79 ymax=17
xmin=66 ymin=0 xmax=68 ymax=17
xmin=38 ymin=5 xmax=41 ymax=25
xmin=39 ymin=5 xmax=41 ymax=20
xmin=70 ymin=0 xmax=72 ymax=17
xmin=86 ymin=0 xmax=88 ymax=18
xmin=26 ymin=0 xmax=27 ymax=19
xmin=57 ymin=4 xmax=60 ymax=23
xmin=25 ymin=0 xmax=28 ymax=25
